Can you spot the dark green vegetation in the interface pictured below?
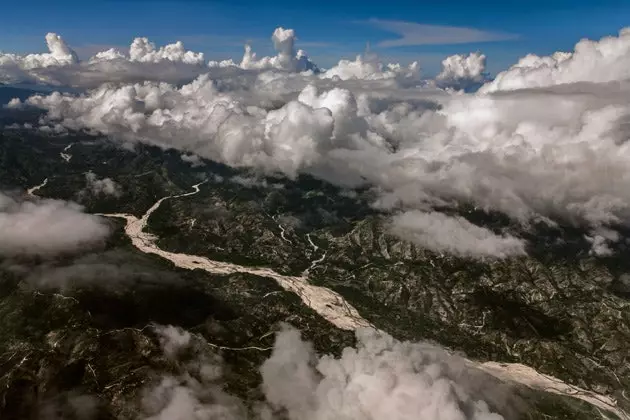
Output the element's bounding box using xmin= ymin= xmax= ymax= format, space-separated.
xmin=0 ymin=99 xmax=627 ymax=419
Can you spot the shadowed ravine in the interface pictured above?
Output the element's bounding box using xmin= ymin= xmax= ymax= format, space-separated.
xmin=84 ymin=181 xmax=628 ymax=420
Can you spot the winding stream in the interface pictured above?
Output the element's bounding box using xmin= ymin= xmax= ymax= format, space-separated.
xmin=27 ymin=178 xmax=48 ymax=196
xmin=60 ymin=143 xmax=73 ymax=162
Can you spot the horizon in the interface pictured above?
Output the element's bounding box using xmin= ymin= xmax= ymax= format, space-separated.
xmin=0 ymin=0 xmax=628 ymax=76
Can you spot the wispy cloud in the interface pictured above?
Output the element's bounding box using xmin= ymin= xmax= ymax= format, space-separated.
xmin=369 ymin=19 xmax=519 ymax=47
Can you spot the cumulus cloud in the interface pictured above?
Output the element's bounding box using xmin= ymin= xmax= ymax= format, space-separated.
xmin=140 ymin=325 xmax=247 ymax=420
xmin=140 ymin=324 xmax=513 ymax=420
xmin=128 ymin=38 xmax=205 ymax=65
xmin=389 ymin=211 xmax=525 ymax=258
xmin=262 ymin=324 xmax=510 ymax=420
xmin=0 ymin=33 xmax=78 ymax=84
xmin=84 ymin=171 xmax=122 ymax=196
xmin=180 ymin=153 xmax=205 ymax=167
xmin=239 ymin=27 xmax=318 ymax=72
xmin=0 ymin=33 xmax=78 ymax=70
xmin=0 ymin=32 xmax=209 ymax=86
xmin=22 ymin=76 xmax=354 ymax=178
xmin=22 ymin=68 xmax=630 ymax=255
xmin=480 ymin=28 xmax=630 ymax=92
xmin=321 ymin=52 xmax=420 ymax=82
xmin=436 ymin=52 xmax=487 ymax=91
xmin=584 ymin=227 xmax=620 ymax=257
xmin=14 ymin=26 xmax=630 ymax=257
xmin=0 ymin=191 xmax=109 ymax=257
xmin=229 ymin=175 xmax=283 ymax=189
xmin=0 ymin=27 xmax=429 ymax=88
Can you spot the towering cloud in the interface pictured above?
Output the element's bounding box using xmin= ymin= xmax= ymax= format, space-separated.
xmin=436 ymin=52 xmax=486 ymax=91
xmin=240 ymin=27 xmax=318 ymax=72
xmin=480 ymin=28 xmax=630 ymax=92
xmin=0 ymin=33 xmax=78 ymax=70
xmin=9 ymin=26 xmax=630 ymax=258
xmin=0 ymin=28 xmax=324 ymax=87
xmin=0 ymin=33 xmax=79 ymax=83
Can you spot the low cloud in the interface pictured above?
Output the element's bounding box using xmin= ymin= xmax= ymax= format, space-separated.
xmin=138 ymin=324 xmax=514 ymax=420
xmin=262 ymin=324 xmax=511 ymax=420
xmin=389 ymin=211 xmax=526 ymax=258
xmin=584 ymin=227 xmax=620 ymax=257
xmin=229 ymin=175 xmax=284 ymax=189
xmin=0 ymin=191 xmax=110 ymax=257
xmin=180 ymin=153 xmax=204 ymax=167
xmin=139 ymin=325 xmax=247 ymax=420
xmin=84 ymin=171 xmax=122 ymax=197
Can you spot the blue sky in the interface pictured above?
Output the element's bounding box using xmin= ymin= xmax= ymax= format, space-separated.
xmin=1 ymin=0 xmax=628 ymax=75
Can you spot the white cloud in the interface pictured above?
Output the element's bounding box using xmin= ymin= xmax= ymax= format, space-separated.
xmin=261 ymin=324 xmax=507 ymax=420
xmin=239 ymin=27 xmax=318 ymax=72
xmin=480 ymin=28 xmax=630 ymax=92
xmin=389 ymin=211 xmax=525 ymax=258
xmin=0 ymin=33 xmax=210 ymax=86
xmin=369 ymin=19 xmax=518 ymax=47
xmin=139 ymin=324 xmax=509 ymax=420
xmin=22 ymin=77 xmax=349 ymax=178
xmin=229 ymin=175 xmax=283 ymax=189
xmin=585 ymin=227 xmax=620 ymax=257
xmin=0 ymin=191 xmax=110 ymax=257
xmin=436 ymin=52 xmax=487 ymax=91
xmin=140 ymin=325 xmax=247 ymax=420
xmin=321 ymin=53 xmax=420 ymax=81
xmin=129 ymin=38 xmax=205 ymax=65
xmin=84 ymin=171 xmax=122 ymax=196
xmin=154 ymin=325 xmax=193 ymax=358
xmin=180 ymin=153 xmax=204 ymax=167
xmin=13 ymin=26 xmax=630 ymax=257
xmin=0 ymin=33 xmax=78 ymax=70
xmin=22 ymin=66 xmax=630 ymax=255
xmin=0 ymin=28 xmax=315 ymax=87
xmin=0 ymin=33 xmax=79 ymax=84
